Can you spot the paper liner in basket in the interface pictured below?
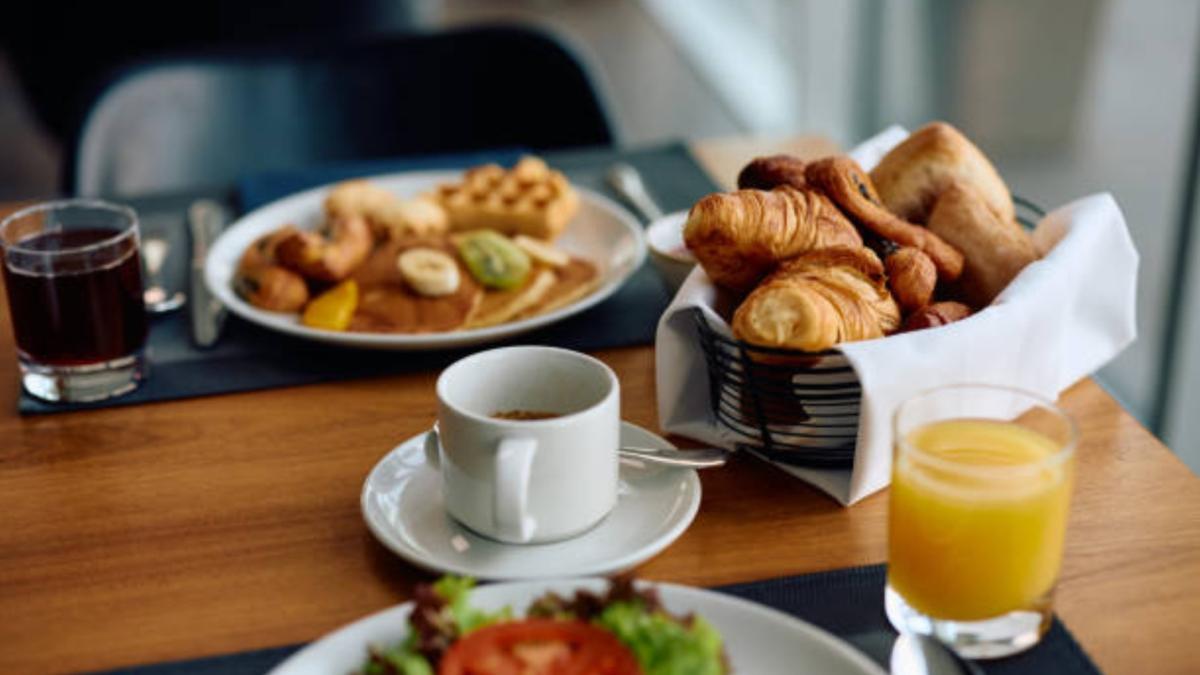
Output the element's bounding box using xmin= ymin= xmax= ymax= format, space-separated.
xmin=655 ymin=126 xmax=1138 ymax=505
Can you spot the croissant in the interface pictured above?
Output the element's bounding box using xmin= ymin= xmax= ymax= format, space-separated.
xmin=732 ymin=247 xmax=901 ymax=352
xmin=684 ymin=187 xmax=863 ymax=291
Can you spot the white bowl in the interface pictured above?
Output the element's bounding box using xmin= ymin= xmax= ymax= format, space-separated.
xmin=646 ymin=210 xmax=695 ymax=294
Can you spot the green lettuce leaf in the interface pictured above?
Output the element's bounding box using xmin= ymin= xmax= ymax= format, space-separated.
xmin=432 ymin=575 xmax=511 ymax=635
xmin=595 ymin=600 xmax=725 ymax=675
xmin=362 ymin=643 xmax=433 ymax=675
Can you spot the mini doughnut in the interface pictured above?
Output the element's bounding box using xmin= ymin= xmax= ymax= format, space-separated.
xmin=276 ymin=215 xmax=373 ymax=282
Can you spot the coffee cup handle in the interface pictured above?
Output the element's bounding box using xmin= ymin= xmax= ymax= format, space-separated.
xmin=494 ymin=437 xmax=538 ymax=543
xmin=423 ymin=427 xmax=441 ymax=469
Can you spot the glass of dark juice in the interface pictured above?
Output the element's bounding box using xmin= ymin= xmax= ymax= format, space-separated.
xmin=1 ymin=200 xmax=148 ymax=402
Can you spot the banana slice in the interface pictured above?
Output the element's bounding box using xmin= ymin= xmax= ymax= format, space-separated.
xmin=397 ymin=247 xmax=461 ymax=297
xmin=513 ymin=234 xmax=569 ymax=268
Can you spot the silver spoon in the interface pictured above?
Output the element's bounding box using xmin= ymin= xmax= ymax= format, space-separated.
xmin=426 ymin=424 xmax=727 ymax=470
xmin=142 ymin=237 xmax=186 ymax=314
xmin=607 ymin=162 xmax=665 ymax=223
xmin=620 ymin=445 xmax=728 ymax=469
xmin=890 ymin=633 xmax=983 ymax=675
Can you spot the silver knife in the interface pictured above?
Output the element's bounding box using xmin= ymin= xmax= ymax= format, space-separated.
xmin=188 ymin=200 xmax=228 ymax=348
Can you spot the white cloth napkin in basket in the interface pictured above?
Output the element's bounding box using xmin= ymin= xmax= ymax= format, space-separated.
xmin=655 ymin=126 xmax=1139 ymax=505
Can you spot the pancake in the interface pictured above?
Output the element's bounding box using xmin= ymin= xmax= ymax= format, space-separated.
xmin=517 ymin=257 xmax=601 ymax=319
xmin=305 ymin=232 xmax=597 ymax=333
xmin=466 ymin=267 xmax=558 ymax=328
xmin=350 ymin=237 xmax=445 ymax=286
xmin=348 ymin=239 xmax=482 ymax=333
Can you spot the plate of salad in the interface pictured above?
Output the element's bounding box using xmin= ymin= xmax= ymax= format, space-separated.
xmin=267 ymin=576 xmax=885 ymax=675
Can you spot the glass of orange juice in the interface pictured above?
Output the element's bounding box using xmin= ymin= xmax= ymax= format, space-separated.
xmin=886 ymin=384 xmax=1077 ymax=659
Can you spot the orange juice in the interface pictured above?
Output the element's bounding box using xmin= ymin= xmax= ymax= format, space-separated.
xmin=888 ymin=419 xmax=1074 ymax=621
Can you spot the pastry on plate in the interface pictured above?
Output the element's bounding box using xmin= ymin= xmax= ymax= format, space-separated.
xmin=869 ymin=121 xmax=1014 ymax=224
xmin=325 ymin=179 xmax=449 ymax=239
xmin=435 ymin=156 xmax=579 ymax=240
xmin=236 ymin=266 xmax=309 ymax=313
xmin=926 ymin=183 xmax=1039 ymax=307
xmin=234 ymin=227 xmax=309 ymax=312
xmin=732 ymin=247 xmax=900 ymax=352
xmin=684 ymin=187 xmax=863 ymax=292
xmin=275 ymin=214 xmax=373 ymax=282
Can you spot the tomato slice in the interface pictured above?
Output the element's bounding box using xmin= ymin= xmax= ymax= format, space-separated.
xmin=438 ymin=619 xmax=641 ymax=675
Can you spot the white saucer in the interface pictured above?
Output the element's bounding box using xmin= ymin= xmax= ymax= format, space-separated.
xmin=361 ymin=422 xmax=701 ymax=580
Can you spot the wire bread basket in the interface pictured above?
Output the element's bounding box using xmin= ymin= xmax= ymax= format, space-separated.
xmin=692 ymin=197 xmax=1046 ymax=469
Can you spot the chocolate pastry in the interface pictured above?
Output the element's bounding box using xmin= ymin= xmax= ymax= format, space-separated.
xmin=805 ymin=155 xmax=964 ymax=281
xmin=737 ymin=155 xmax=809 ymax=191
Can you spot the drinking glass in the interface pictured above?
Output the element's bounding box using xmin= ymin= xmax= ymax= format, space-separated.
xmin=885 ymin=384 xmax=1077 ymax=659
xmin=1 ymin=199 xmax=148 ymax=402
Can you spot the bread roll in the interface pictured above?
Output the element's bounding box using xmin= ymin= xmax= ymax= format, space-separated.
xmin=927 ymin=184 xmax=1038 ymax=307
xmin=901 ymin=301 xmax=973 ymax=332
xmin=870 ymin=122 xmax=1014 ymax=224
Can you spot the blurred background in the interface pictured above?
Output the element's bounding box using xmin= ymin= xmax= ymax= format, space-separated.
xmin=1 ymin=0 xmax=1197 ymax=471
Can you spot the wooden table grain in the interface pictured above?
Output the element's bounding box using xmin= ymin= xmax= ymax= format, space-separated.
xmin=1 ymin=137 xmax=1198 ymax=675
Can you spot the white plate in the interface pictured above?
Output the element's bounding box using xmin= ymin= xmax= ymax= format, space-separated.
xmin=361 ymin=422 xmax=701 ymax=580
xmin=267 ymin=577 xmax=886 ymax=675
xmin=205 ymin=171 xmax=647 ymax=350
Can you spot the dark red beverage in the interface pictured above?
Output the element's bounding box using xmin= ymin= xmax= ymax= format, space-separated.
xmin=3 ymin=228 xmax=147 ymax=365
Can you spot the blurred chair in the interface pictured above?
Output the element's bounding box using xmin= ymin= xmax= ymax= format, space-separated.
xmin=69 ymin=25 xmax=615 ymax=196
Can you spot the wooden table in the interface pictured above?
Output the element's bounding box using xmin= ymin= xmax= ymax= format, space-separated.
xmin=2 ymin=136 xmax=1198 ymax=675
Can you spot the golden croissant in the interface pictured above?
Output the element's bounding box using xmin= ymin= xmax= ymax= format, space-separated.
xmin=732 ymin=247 xmax=901 ymax=352
xmin=683 ymin=187 xmax=863 ymax=292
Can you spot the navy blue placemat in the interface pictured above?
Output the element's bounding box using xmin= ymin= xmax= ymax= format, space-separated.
xmin=89 ymin=564 xmax=1100 ymax=674
xmin=19 ymin=142 xmax=716 ymax=414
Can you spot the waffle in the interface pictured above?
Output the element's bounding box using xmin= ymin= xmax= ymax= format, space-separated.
xmin=434 ymin=156 xmax=580 ymax=240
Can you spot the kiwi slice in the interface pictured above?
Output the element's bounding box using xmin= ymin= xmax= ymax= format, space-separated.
xmin=457 ymin=231 xmax=531 ymax=290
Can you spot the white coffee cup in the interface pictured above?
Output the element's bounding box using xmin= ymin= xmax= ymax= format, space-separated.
xmin=425 ymin=346 xmax=620 ymax=544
